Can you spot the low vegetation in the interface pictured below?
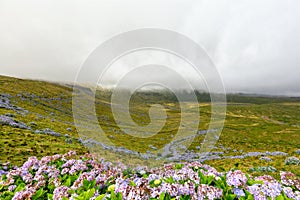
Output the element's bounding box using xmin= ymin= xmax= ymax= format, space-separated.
xmin=0 ymin=75 xmax=300 ymax=199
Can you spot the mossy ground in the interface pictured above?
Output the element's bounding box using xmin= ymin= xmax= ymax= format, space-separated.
xmin=0 ymin=75 xmax=299 ymax=178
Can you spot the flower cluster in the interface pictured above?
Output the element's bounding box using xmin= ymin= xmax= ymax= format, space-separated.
xmin=285 ymin=156 xmax=300 ymax=165
xmin=280 ymin=171 xmax=300 ymax=190
xmin=226 ymin=170 xmax=248 ymax=187
xmin=0 ymin=151 xmax=300 ymax=200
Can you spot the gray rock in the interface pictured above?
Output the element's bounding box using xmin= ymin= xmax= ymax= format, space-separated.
xmin=5 ymin=113 xmax=16 ymax=118
xmin=259 ymin=157 xmax=273 ymax=162
xmin=244 ymin=152 xmax=265 ymax=157
xmin=266 ymin=151 xmax=288 ymax=156
xmin=35 ymin=128 xmax=61 ymax=137
xmin=197 ymin=130 xmax=207 ymax=135
xmin=148 ymin=145 xmax=157 ymax=150
xmin=0 ymin=115 xmax=28 ymax=129
xmin=65 ymin=138 xmax=73 ymax=144
xmin=224 ymin=155 xmax=245 ymax=159
xmin=30 ymin=122 xmax=37 ymax=126
xmin=197 ymin=128 xmax=219 ymax=135
xmin=0 ymin=93 xmax=29 ymax=115
xmin=109 ymin=135 xmax=115 ymax=139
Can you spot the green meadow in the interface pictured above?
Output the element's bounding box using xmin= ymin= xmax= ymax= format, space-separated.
xmin=1 ymin=75 xmax=300 ymax=179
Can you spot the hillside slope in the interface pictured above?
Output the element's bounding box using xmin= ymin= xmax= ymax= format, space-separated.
xmin=0 ymin=75 xmax=87 ymax=165
xmin=0 ymin=75 xmax=300 ymax=177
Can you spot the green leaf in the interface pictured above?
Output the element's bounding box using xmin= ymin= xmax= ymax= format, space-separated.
xmin=84 ymin=188 xmax=95 ymax=199
xmin=175 ymin=163 xmax=184 ymax=169
xmin=95 ymin=194 xmax=106 ymax=200
xmin=129 ymin=180 xmax=136 ymax=187
xmin=179 ymin=195 xmax=191 ymax=200
xmin=275 ymin=195 xmax=285 ymax=200
xmin=0 ymin=191 xmax=14 ymax=200
xmin=142 ymin=174 xmax=148 ymax=178
xmin=62 ymin=174 xmax=68 ymax=181
xmin=246 ymin=194 xmax=254 ymax=200
xmin=206 ymin=176 xmax=214 ymax=185
xmin=74 ymin=196 xmax=84 ymax=200
xmin=159 ymin=192 xmax=165 ymax=200
xmin=70 ymin=175 xmax=79 ymax=182
xmin=47 ymin=193 xmax=53 ymax=200
xmin=116 ymin=192 xmax=123 ymax=200
xmin=89 ymin=179 xmax=96 ymax=188
xmin=47 ymin=184 xmax=55 ymax=193
xmin=164 ymin=192 xmax=172 ymax=200
xmin=68 ymin=189 xmax=76 ymax=195
xmin=149 ymin=180 xmax=155 ymax=188
xmin=164 ymin=176 xmax=175 ymax=184
xmin=83 ymin=179 xmax=90 ymax=189
xmin=215 ymin=179 xmax=226 ymax=190
xmin=15 ymin=183 xmax=25 ymax=192
xmin=64 ymin=178 xmax=72 ymax=187
xmin=34 ymin=188 xmax=44 ymax=197
xmin=226 ymin=194 xmax=237 ymax=200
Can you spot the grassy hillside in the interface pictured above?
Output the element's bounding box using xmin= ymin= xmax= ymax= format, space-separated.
xmin=0 ymin=75 xmax=88 ymax=165
xmin=0 ymin=75 xmax=300 ymax=178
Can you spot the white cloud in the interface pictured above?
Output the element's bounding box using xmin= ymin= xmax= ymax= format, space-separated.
xmin=0 ymin=0 xmax=299 ymax=95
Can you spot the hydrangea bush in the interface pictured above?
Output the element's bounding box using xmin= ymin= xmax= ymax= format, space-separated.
xmin=285 ymin=157 xmax=300 ymax=166
xmin=1 ymin=151 xmax=300 ymax=200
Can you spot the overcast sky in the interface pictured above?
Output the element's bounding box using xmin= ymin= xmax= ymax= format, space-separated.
xmin=0 ymin=0 xmax=299 ymax=96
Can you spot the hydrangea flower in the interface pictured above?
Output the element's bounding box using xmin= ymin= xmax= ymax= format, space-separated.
xmin=233 ymin=188 xmax=245 ymax=197
xmin=280 ymin=171 xmax=300 ymax=190
xmin=226 ymin=170 xmax=248 ymax=187
xmin=1 ymin=151 xmax=300 ymax=200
